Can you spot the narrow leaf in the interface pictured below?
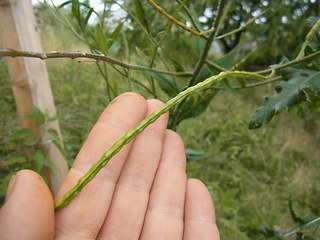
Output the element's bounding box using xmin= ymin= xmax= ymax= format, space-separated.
xmin=71 ymin=0 xmax=81 ymax=20
xmin=220 ymin=79 xmax=239 ymax=95
xmin=58 ymin=1 xmax=71 ymax=8
xmin=110 ymin=22 xmax=124 ymax=40
xmin=185 ymin=149 xmax=210 ymax=162
xmin=95 ymin=24 xmax=109 ymax=55
xmin=84 ymin=7 xmax=94 ymax=26
xmin=151 ymin=73 xmax=179 ymax=97
xmin=134 ymin=0 xmax=149 ymax=31
xmin=216 ymin=42 xmax=242 ymax=70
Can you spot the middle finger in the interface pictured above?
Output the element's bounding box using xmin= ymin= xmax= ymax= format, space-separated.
xmin=97 ymin=99 xmax=169 ymax=240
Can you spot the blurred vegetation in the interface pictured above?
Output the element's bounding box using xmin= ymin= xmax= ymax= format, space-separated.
xmin=1 ymin=0 xmax=320 ymax=239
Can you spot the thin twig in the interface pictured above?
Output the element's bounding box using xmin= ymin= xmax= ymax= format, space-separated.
xmin=296 ymin=18 xmax=320 ymax=59
xmin=54 ymin=70 xmax=265 ymax=210
xmin=207 ymin=75 xmax=281 ymax=91
xmin=256 ymin=51 xmax=320 ymax=75
xmin=175 ymin=0 xmax=202 ymax=34
xmin=205 ymin=59 xmax=227 ymax=72
xmin=188 ymin=0 xmax=227 ymax=87
xmin=169 ymin=0 xmax=227 ymax=129
xmin=146 ymin=0 xmax=200 ymax=36
xmin=212 ymin=9 xmax=269 ymax=40
xmin=0 ymin=48 xmax=193 ymax=77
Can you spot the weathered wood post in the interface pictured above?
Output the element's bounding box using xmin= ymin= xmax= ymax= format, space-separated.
xmin=0 ymin=0 xmax=68 ymax=193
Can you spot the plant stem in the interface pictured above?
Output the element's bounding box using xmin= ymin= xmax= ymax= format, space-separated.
xmin=205 ymin=59 xmax=227 ymax=72
xmin=174 ymin=0 xmax=203 ymax=34
xmin=212 ymin=9 xmax=269 ymax=40
xmin=146 ymin=0 xmax=200 ymax=36
xmin=187 ymin=0 xmax=227 ymax=87
xmin=54 ymin=70 xmax=265 ymax=210
xmin=0 ymin=48 xmax=192 ymax=77
xmin=296 ymin=18 xmax=320 ymax=59
xmin=169 ymin=0 xmax=227 ymax=129
xmin=256 ymin=51 xmax=320 ymax=75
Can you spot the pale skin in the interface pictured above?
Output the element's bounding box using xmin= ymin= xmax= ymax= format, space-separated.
xmin=0 ymin=92 xmax=220 ymax=240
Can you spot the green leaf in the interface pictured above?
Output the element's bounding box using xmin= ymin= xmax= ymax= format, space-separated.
xmin=84 ymin=7 xmax=94 ymax=26
xmin=192 ymin=35 xmax=205 ymax=57
xmin=173 ymin=67 xmax=218 ymax=124
xmin=134 ymin=0 xmax=149 ymax=31
xmin=194 ymin=66 xmax=212 ymax=84
xmin=185 ymin=149 xmax=210 ymax=162
xmin=216 ymin=42 xmax=242 ymax=70
xmin=220 ymin=79 xmax=239 ymax=95
xmin=95 ymin=24 xmax=108 ymax=55
xmin=58 ymin=1 xmax=71 ymax=9
xmin=168 ymin=56 xmax=185 ymax=72
xmin=47 ymin=128 xmax=59 ymax=138
xmin=135 ymin=47 xmax=150 ymax=64
xmin=32 ymin=150 xmax=45 ymax=172
xmin=27 ymin=105 xmax=45 ymax=125
xmin=110 ymin=22 xmax=124 ymax=40
xmin=249 ymin=68 xmax=320 ymax=129
xmin=71 ymin=0 xmax=81 ymax=22
xmin=7 ymin=128 xmax=34 ymax=141
xmin=150 ymin=73 xmax=179 ymax=97
xmin=0 ymin=173 xmax=15 ymax=196
xmin=6 ymin=156 xmax=28 ymax=166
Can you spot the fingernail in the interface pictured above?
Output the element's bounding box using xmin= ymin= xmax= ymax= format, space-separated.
xmin=6 ymin=174 xmax=17 ymax=201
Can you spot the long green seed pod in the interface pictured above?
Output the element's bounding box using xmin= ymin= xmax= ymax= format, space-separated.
xmin=54 ymin=71 xmax=265 ymax=210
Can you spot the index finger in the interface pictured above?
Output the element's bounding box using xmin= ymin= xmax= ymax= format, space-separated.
xmin=54 ymin=92 xmax=148 ymax=239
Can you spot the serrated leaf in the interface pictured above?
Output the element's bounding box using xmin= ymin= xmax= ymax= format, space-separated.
xmin=249 ymin=69 xmax=320 ymax=129
xmin=185 ymin=148 xmax=210 ymax=162
xmin=150 ymin=73 xmax=179 ymax=97
xmin=7 ymin=128 xmax=34 ymax=141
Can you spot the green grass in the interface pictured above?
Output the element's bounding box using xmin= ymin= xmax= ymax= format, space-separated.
xmin=0 ymin=7 xmax=319 ymax=239
xmin=178 ymin=90 xmax=320 ymax=239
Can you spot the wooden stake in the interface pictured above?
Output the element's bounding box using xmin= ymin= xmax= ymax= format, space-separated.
xmin=0 ymin=0 xmax=68 ymax=193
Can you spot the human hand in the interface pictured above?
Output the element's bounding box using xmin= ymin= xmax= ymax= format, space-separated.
xmin=0 ymin=92 xmax=219 ymax=240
